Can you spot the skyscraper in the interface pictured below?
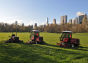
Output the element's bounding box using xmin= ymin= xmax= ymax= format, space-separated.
xmin=46 ymin=17 xmax=49 ymax=25
xmin=34 ymin=23 xmax=37 ymax=29
xmin=22 ymin=23 xmax=24 ymax=27
xmin=69 ymin=19 xmax=72 ymax=24
xmin=75 ymin=17 xmax=79 ymax=24
xmin=64 ymin=15 xmax=67 ymax=24
xmin=72 ymin=19 xmax=75 ymax=24
xmin=60 ymin=15 xmax=67 ymax=24
xmin=34 ymin=23 xmax=37 ymax=27
xmin=72 ymin=18 xmax=78 ymax=24
xmin=60 ymin=16 xmax=64 ymax=24
xmin=78 ymin=15 xmax=85 ymax=24
xmin=53 ymin=18 xmax=56 ymax=24
xmin=15 ymin=21 xmax=18 ymax=25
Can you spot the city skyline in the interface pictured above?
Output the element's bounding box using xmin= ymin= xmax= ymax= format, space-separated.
xmin=0 ymin=0 xmax=88 ymax=25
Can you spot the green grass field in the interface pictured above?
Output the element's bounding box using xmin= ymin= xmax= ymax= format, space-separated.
xmin=0 ymin=32 xmax=88 ymax=63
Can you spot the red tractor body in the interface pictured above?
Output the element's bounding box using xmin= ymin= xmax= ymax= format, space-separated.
xmin=27 ymin=30 xmax=44 ymax=44
xmin=57 ymin=31 xmax=80 ymax=48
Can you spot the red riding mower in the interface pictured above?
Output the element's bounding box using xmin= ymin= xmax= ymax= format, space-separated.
xmin=5 ymin=34 xmax=23 ymax=43
xmin=26 ymin=30 xmax=44 ymax=44
xmin=57 ymin=31 xmax=80 ymax=48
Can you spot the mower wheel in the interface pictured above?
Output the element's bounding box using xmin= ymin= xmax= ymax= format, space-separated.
xmin=71 ymin=44 xmax=75 ymax=48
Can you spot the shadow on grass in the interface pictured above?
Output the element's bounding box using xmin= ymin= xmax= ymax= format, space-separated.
xmin=0 ymin=40 xmax=24 ymax=44
xmin=24 ymin=41 xmax=59 ymax=47
xmin=72 ymin=46 xmax=88 ymax=51
xmin=43 ymin=41 xmax=88 ymax=52
xmin=79 ymin=46 xmax=88 ymax=48
xmin=44 ymin=42 xmax=60 ymax=47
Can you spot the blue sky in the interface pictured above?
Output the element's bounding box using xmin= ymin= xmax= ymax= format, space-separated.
xmin=0 ymin=0 xmax=88 ymax=25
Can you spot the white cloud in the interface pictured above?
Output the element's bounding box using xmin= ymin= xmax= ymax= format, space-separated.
xmin=77 ymin=12 xmax=85 ymax=16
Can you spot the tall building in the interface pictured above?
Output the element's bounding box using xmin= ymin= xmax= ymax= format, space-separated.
xmin=60 ymin=15 xmax=67 ymax=24
xmin=72 ymin=19 xmax=75 ymax=24
xmin=78 ymin=15 xmax=85 ymax=24
xmin=46 ymin=17 xmax=49 ymax=25
xmin=34 ymin=23 xmax=37 ymax=27
xmin=22 ymin=23 xmax=24 ymax=27
xmin=60 ymin=16 xmax=64 ymax=24
xmin=64 ymin=15 xmax=67 ymax=24
xmin=72 ymin=18 xmax=78 ymax=24
xmin=34 ymin=23 xmax=37 ymax=29
xmin=75 ymin=17 xmax=79 ymax=24
xmin=69 ymin=19 xmax=72 ymax=24
xmin=15 ymin=21 xmax=18 ymax=25
xmin=31 ymin=25 xmax=33 ymax=29
xmin=53 ymin=18 xmax=56 ymax=24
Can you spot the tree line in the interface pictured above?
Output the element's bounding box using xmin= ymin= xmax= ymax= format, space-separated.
xmin=0 ymin=22 xmax=33 ymax=32
xmin=0 ymin=15 xmax=88 ymax=33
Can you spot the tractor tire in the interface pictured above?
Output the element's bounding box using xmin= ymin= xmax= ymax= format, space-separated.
xmin=39 ymin=37 xmax=43 ymax=42
xmin=71 ymin=44 xmax=75 ymax=48
xmin=75 ymin=44 xmax=79 ymax=48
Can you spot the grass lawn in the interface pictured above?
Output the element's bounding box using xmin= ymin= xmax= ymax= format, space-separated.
xmin=0 ymin=32 xmax=88 ymax=63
